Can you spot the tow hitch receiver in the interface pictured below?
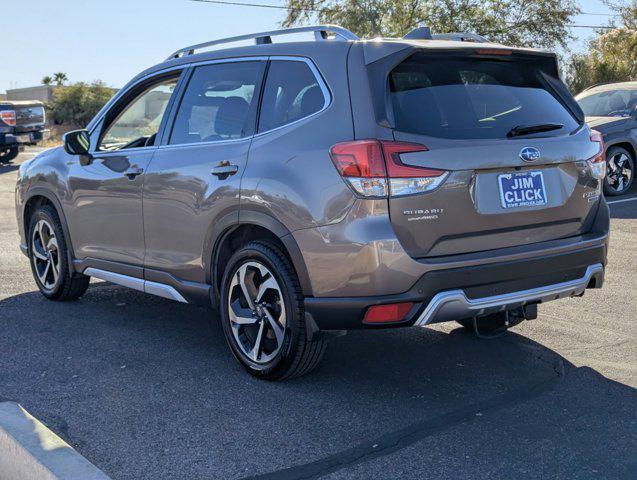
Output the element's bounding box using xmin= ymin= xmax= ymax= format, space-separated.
xmin=471 ymin=303 xmax=538 ymax=339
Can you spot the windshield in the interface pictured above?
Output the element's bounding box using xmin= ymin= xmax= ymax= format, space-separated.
xmin=388 ymin=53 xmax=579 ymax=140
xmin=577 ymin=89 xmax=637 ymax=117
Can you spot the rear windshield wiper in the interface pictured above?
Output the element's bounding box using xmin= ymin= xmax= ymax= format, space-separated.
xmin=506 ymin=123 xmax=564 ymax=138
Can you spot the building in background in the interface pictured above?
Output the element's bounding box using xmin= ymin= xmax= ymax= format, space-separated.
xmin=5 ymin=85 xmax=56 ymax=103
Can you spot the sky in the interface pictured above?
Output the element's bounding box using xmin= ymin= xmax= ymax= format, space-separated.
xmin=1 ymin=0 xmax=619 ymax=94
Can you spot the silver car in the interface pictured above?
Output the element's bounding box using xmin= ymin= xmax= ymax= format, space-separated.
xmin=15 ymin=26 xmax=609 ymax=379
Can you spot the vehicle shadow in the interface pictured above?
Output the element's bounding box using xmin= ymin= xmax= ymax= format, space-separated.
xmin=0 ymin=284 xmax=635 ymax=480
xmin=609 ymin=198 xmax=637 ymax=219
xmin=0 ymin=163 xmax=19 ymax=174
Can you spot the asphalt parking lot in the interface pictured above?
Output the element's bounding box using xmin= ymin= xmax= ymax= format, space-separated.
xmin=1 ymin=148 xmax=635 ymax=479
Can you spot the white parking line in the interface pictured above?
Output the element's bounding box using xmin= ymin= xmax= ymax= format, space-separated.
xmin=607 ymin=197 xmax=637 ymax=205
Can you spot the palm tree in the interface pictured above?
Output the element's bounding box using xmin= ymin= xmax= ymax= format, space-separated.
xmin=42 ymin=75 xmax=53 ymax=85
xmin=53 ymin=72 xmax=68 ymax=86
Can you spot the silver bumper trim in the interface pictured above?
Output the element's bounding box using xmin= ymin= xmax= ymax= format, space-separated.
xmin=414 ymin=263 xmax=604 ymax=326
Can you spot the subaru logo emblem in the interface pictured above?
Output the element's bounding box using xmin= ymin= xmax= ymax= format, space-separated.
xmin=520 ymin=147 xmax=541 ymax=162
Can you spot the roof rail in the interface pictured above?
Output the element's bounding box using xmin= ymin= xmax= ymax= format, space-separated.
xmin=167 ymin=25 xmax=359 ymax=60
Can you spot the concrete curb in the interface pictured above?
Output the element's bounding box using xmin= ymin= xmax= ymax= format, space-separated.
xmin=0 ymin=401 xmax=110 ymax=480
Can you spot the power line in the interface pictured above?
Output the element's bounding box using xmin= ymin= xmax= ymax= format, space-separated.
xmin=578 ymin=12 xmax=621 ymax=16
xmin=187 ymin=0 xmax=618 ymax=28
xmin=567 ymin=24 xmax=614 ymax=29
xmin=189 ymin=0 xmax=320 ymax=11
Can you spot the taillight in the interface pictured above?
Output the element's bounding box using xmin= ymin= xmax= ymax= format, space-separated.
xmin=363 ymin=302 xmax=414 ymax=324
xmin=330 ymin=140 xmax=448 ymax=197
xmin=0 ymin=110 xmax=16 ymax=126
xmin=588 ymin=130 xmax=606 ymax=181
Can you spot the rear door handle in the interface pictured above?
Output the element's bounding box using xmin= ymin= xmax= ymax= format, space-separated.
xmin=124 ymin=166 xmax=144 ymax=179
xmin=211 ymin=162 xmax=239 ymax=178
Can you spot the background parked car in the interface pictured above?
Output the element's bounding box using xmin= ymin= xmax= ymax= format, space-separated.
xmin=576 ymin=82 xmax=637 ymax=196
xmin=0 ymin=100 xmax=49 ymax=164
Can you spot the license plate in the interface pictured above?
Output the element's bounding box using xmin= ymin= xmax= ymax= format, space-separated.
xmin=15 ymin=134 xmax=30 ymax=143
xmin=498 ymin=171 xmax=547 ymax=209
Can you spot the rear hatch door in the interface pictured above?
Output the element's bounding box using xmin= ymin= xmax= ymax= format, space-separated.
xmin=381 ymin=50 xmax=601 ymax=258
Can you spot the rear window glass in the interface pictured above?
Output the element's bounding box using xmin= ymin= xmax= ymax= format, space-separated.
xmin=388 ymin=54 xmax=579 ymax=139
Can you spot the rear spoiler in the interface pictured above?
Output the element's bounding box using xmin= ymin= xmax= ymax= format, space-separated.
xmin=362 ymin=39 xmax=557 ymax=65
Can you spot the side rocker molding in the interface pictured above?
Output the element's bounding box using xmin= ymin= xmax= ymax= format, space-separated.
xmin=73 ymin=258 xmax=212 ymax=306
xmin=84 ymin=268 xmax=188 ymax=303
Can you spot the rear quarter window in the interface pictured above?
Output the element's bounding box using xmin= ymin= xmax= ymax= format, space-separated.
xmin=258 ymin=60 xmax=327 ymax=132
xmin=388 ymin=53 xmax=579 ymax=140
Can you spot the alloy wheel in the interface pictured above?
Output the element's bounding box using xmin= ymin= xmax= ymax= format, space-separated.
xmin=227 ymin=261 xmax=286 ymax=364
xmin=31 ymin=219 xmax=61 ymax=290
xmin=606 ymin=152 xmax=634 ymax=194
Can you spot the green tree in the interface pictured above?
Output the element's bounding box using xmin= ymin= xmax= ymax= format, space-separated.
xmin=42 ymin=75 xmax=53 ymax=86
xmin=282 ymin=0 xmax=580 ymax=49
xmin=51 ymin=81 xmax=116 ymax=128
xmin=53 ymin=72 xmax=68 ymax=86
xmin=566 ymin=1 xmax=637 ymax=93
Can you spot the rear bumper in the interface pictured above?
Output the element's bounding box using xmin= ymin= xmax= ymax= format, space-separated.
xmin=1 ymin=130 xmax=49 ymax=147
xmin=304 ymin=242 xmax=607 ymax=330
xmin=413 ymin=263 xmax=603 ymax=326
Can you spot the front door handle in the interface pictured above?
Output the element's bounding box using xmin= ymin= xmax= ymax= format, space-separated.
xmin=124 ymin=166 xmax=144 ymax=180
xmin=211 ymin=161 xmax=239 ymax=179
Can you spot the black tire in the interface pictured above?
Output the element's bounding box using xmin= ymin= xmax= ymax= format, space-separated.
xmin=604 ymin=146 xmax=634 ymax=196
xmin=219 ymin=240 xmax=327 ymax=380
xmin=28 ymin=204 xmax=90 ymax=301
xmin=0 ymin=147 xmax=19 ymax=163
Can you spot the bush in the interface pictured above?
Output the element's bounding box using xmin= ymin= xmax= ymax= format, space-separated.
xmin=50 ymin=81 xmax=116 ymax=128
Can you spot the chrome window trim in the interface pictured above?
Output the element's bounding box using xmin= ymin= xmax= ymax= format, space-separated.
xmin=159 ymin=135 xmax=252 ymax=151
xmin=188 ymin=56 xmax=270 ymax=67
xmin=163 ymin=56 xmax=268 ymax=148
xmin=87 ymin=65 xmax=187 ymax=156
xmin=162 ymin=55 xmax=332 ymax=148
xmin=88 ymin=55 xmax=332 ymax=153
xmin=88 ymin=64 xmax=187 ymax=137
xmin=91 ymin=145 xmax=157 ymax=156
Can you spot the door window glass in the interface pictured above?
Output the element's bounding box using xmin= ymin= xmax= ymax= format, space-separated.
xmin=169 ymin=62 xmax=263 ymax=145
xmin=258 ymin=60 xmax=326 ymax=132
xmin=99 ymin=77 xmax=178 ymax=150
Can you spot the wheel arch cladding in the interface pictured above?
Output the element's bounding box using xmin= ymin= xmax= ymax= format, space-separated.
xmin=211 ymin=211 xmax=313 ymax=301
xmin=23 ymin=189 xmax=76 ymax=270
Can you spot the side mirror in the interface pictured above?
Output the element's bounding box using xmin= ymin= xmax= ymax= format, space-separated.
xmin=63 ymin=129 xmax=91 ymax=156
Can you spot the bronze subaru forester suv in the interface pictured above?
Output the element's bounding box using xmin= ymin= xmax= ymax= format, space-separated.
xmin=15 ymin=26 xmax=609 ymax=380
